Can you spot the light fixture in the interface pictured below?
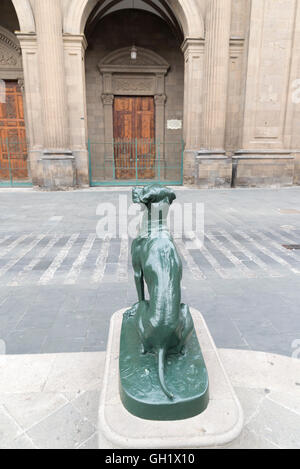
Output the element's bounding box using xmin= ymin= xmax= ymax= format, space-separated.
xmin=130 ymin=0 xmax=137 ymax=60
xmin=131 ymin=44 xmax=137 ymax=60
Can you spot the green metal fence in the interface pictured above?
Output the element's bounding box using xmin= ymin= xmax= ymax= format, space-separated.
xmin=88 ymin=139 xmax=184 ymax=186
xmin=0 ymin=137 xmax=32 ymax=187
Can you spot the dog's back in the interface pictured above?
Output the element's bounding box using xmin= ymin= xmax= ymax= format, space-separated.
xmin=141 ymin=235 xmax=182 ymax=328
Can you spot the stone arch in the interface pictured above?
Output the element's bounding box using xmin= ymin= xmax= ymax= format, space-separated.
xmin=64 ymin=0 xmax=205 ymax=39
xmin=11 ymin=0 xmax=35 ymax=33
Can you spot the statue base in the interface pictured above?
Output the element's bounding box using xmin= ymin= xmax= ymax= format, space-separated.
xmin=119 ymin=307 xmax=209 ymax=421
xmin=98 ymin=309 xmax=244 ymax=449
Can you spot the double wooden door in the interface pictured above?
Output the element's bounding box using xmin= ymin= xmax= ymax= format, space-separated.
xmin=113 ymin=96 xmax=155 ymax=180
xmin=0 ymin=81 xmax=28 ymax=181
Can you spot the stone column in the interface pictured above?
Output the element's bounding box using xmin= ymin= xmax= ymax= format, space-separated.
xmin=35 ymin=0 xmax=75 ymax=189
xmin=202 ymin=0 xmax=232 ymax=152
xmin=197 ymin=0 xmax=232 ymax=188
xmin=63 ymin=34 xmax=89 ymax=186
xmin=16 ymin=33 xmax=43 ymax=186
xmin=182 ymin=38 xmax=205 ymax=184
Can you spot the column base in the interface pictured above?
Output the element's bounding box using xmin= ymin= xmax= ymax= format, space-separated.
xmin=233 ymin=150 xmax=295 ymax=188
xmin=41 ymin=150 xmax=76 ymax=190
xmin=195 ymin=150 xmax=232 ymax=188
xmin=71 ymin=148 xmax=90 ymax=187
xmin=291 ymin=151 xmax=300 ymax=185
xmin=183 ymin=150 xmax=198 ymax=185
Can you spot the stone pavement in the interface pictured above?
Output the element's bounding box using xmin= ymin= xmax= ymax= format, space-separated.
xmin=0 ymin=349 xmax=299 ymax=449
xmin=0 ymin=186 xmax=300 ymax=356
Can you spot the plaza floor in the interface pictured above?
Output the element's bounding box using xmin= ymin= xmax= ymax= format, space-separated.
xmin=0 ymin=186 xmax=299 ymax=356
xmin=0 ymin=185 xmax=300 ymax=449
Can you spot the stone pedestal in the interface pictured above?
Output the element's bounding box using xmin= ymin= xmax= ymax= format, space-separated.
xmin=98 ymin=309 xmax=244 ymax=449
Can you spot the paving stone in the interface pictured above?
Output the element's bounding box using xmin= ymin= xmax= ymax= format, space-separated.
xmin=5 ymin=328 xmax=48 ymax=355
xmin=26 ymin=403 xmax=96 ymax=449
xmin=71 ymin=390 xmax=100 ymax=427
xmin=5 ymin=434 xmax=36 ymax=449
xmin=247 ymin=398 xmax=300 ymax=449
xmin=0 ymin=406 xmax=22 ymax=449
xmin=0 ymin=393 xmax=68 ymax=431
xmin=229 ymin=426 xmax=279 ymax=449
xmin=77 ymin=432 xmax=98 ymax=449
xmin=43 ymin=353 xmax=105 ymax=393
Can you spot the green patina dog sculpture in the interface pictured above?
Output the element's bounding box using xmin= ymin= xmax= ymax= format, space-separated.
xmin=119 ymin=184 xmax=209 ymax=421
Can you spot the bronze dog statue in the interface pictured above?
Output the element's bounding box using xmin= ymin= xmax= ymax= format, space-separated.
xmin=130 ymin=184 xmax=194 ymax=400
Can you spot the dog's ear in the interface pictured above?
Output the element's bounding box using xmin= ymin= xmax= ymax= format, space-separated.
xmin=132 ymin=187 xmax=145 ymax=204
xmin=139 ymin=185 xmax=176 ymax=206
xmin=166 ymin=189 xmax=176 ymax=205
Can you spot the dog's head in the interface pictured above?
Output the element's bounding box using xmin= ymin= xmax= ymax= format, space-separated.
xmin=132 ymin=184 xmax=176 ymax=207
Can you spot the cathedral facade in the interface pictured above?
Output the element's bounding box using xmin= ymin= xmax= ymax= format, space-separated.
xmin=0 ymin=0 xmax=300 ymax=189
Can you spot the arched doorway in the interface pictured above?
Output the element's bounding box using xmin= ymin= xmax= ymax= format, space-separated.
xmin=64 ymin=0 xmax=205 ymax=186
xmin=0 ymin=0 xmax=33 ymax=186
xmin=85 ymin=2 xmax=185 ymax=185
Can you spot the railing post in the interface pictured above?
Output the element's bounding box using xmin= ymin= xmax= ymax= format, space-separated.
xmin=181 ymin=140 xmax=184 ymax=185
xmin=88 ymin=139 xmax=92 ymax=187
xmin=6 ymin=138 xmax=13 ymax=187
xmin=112 ymin=138 xmax=116 ymax=180
xmin=158 ymin=139 xmax=161 ymax=183
xmin=135 ymin=138 xmax=138 ymax=182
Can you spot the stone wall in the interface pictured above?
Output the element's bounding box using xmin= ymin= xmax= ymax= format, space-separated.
xmin=232 ymin=156 xmax=295 ymax=188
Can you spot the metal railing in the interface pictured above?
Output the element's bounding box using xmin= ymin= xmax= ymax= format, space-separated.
xmin=0 ymin=137 xmax=32 ymax=187
xmin=88 ymin=139 xmax=184 ymax=186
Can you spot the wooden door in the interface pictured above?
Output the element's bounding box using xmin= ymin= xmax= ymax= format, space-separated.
xmin=0 ymin=81 xmax=28 ymax=181
xmin=113 ymin=96 xmax=155 ymax=180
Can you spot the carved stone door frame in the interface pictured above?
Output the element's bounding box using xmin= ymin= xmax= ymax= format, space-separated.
xmin=98 ymin=47 xmax=170 ymax=146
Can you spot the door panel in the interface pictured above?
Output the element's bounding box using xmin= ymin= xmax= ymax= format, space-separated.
xmin=0 ymin=81 xmax=28 ymax=181
xmin=113 ymin=96 xmax=155 ymax=180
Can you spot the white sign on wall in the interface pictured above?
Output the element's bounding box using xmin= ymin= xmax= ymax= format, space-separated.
xmin=167 ymin=119 xmax=182 ymax=130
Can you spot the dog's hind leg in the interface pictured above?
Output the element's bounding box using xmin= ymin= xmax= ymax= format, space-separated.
xmin=176 ymin=303 xmax=194 ymax=354
xmin=135 ymin=300 xmax=151 ymax=354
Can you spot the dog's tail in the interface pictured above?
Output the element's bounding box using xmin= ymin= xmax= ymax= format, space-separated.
xmin=158 ymin=348 xmax=174 ymax=400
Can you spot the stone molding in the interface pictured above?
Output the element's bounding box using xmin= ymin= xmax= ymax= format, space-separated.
xmin=0 ymin=27 xmax=23 ymax=77
xmin=98 ymin=47 xmax=170 ymax=97
xmin=154 ymin=94 xmax=167 ymax=106
xmin=101 ymin=94 xmax=114 ymax=106
xmin=63 ymin=34 xmax=88 ymax=52
xmin=0 ymin=28 xmax=21 ymax=54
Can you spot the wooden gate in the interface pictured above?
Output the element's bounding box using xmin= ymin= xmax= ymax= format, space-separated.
xmin=0 ymin=81 xmax=29 ymax=184
xmin=113 ymin=96 xmax=155 ymax=180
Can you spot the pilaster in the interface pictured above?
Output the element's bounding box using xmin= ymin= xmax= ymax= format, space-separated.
xmin=35 ymin=0 xmax=75 ymax=189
